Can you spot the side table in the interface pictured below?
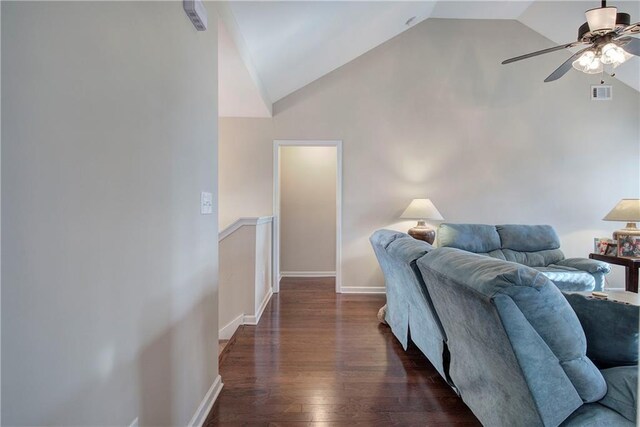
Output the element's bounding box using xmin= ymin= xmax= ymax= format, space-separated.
xmin=589 ymin=253 xmax=640 ymax=293
xmin=574 ymin=290 xmax=640 ymax=306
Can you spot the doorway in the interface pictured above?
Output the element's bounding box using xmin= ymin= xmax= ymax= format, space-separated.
xmin=273 ymin=140 xmax=342 ymax=293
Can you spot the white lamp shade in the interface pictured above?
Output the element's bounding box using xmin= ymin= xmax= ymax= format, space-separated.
xmin=400 ymin=199 xmax=444 ymax=220
xmin=603 ymin=199 xmax=640 ymax=222
xmin=585 ymin=7 xmax=617 ymax=32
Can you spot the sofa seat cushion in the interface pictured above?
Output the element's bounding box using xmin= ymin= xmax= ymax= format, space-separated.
xmin=535 ymin=266 xmax=596 ymax=291
xmin=561 ymin=402 xmax=635 ymax=426
xmin=599 ymin=366 xmax=638 ymax=422
xmin=501 ymin=248 xmax=565 ymax=267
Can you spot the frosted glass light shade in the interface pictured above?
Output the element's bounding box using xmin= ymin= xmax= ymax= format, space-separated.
xmin=400 ymin=199 xmax=444 ymax=220
xmin=572 ymin=50 xmax=603 ymax=74
xmin=585 ymin=7 xmax=617 ymax=32
xmin=603 ymin=199 xmax=640 ymax=221
xmin=601 ymin=43 xmax=624 ymax=64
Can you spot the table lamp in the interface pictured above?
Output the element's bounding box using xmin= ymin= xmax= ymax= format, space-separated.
xmin=603 ymin=198 xmax=640 ymax=239
xmin=400 ymin=198 xmax=444 ymax=244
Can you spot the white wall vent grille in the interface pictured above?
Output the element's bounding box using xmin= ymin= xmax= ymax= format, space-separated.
xmin=591 ymin=85 xmax=612 ymax=101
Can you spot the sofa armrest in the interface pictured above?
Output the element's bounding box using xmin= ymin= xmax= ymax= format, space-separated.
xmin=563 ymin=293 xmax=638 ymax=368
xmin=555 ymin=258 xmax=611 ymax=274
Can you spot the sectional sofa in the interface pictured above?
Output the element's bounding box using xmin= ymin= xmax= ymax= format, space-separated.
xmin=370 ymin=226 xmax=638 ymax=426
xmin=436 ymin=223 xmax=611 ymax=291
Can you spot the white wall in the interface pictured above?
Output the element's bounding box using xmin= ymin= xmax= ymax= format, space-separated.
xmin=254 ymin=220 xmax=273 ymax=313
xmin=219 ymin=18 xmax=640 ymax=291
xmin=280 ymin=146 xmax=336 ymax=274
xmin=218 ymin=118 xmax=274 ymax=229
xmin=218 ymin=219 xmax=272 ymax=339
xmin=218 ymin=225 xmax=256 ymax=337
xmin=2 ymin=2 xmax=219 ymax=425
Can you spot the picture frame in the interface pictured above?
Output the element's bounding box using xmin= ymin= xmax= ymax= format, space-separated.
xmin=594 ymin=237 xmax=615 ymax=255
xmin=617 ymin=235 xmax=640 ymax=258
xmin=605 ymin=243 xmax=618 ymax=256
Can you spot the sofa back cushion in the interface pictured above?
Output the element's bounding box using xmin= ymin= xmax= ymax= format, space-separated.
xmin=436 ymin=223 xmax=501 ymax=253
xmin=370 ymin=228 xmax=408 ymax=250
xmin=369 ymin=230 xmax=412 ymax=348
xmin=437 ymin=223 xmax=565 ymax=267
xmin=382 ymin=234 xmax=449 ymax=379
xmin=369 ymin=230 xmax=438 ymax=351
xmin=496 ymin=224 xmax=561 ymax=252
xmin=417 ymin=248 xmax=606 ymax=422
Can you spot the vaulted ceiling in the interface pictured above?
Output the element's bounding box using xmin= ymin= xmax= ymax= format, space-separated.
xmin=218 ymin=1 xmax=640 ymax=117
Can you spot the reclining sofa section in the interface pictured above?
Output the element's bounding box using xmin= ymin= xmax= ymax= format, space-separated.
xmin=436 ymin=223 xmax=611 ymax=292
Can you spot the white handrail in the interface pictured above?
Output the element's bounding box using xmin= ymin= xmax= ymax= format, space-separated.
xmin=218 ymin=216 xmax=273 ymax=242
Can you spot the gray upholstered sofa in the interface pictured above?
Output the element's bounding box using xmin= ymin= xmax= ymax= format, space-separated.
xmin=418 ymin=248 xmax=638 ymax=426
xmin=437 ymin=223 xmax=611 ymax=291
xmin=369 ymin=229 xmax=451 ymax=384
xmin=370 ymin=229 xmax=638 ymax=426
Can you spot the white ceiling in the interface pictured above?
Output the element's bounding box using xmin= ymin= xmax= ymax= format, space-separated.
xmin=218 ymin=1 xmax=640 ymax=118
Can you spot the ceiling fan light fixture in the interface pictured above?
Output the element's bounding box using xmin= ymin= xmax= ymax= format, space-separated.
xmin=572 ymin=50 xmax=603 ymax=74
xmin=612 ymin=49 xmax=633 ymax=68
xmin=501 ymin=3 xmax=639 ymax=82
xmin=586 ymin=6 xmax=618 ymax=32
xmin=601 ymin=42 xmax=627 ymax=65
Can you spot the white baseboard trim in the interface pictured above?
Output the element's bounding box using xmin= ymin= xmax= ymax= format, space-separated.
xmin=280 ymin=271 xmax=336 ymax=278
xmin=188 ymin=374 xmax=223 ymax=427
xmin=219 ymin=313 xmax=244 ymax=340
xmin=340 ymin=286 xmax=386 ymax=294
xmin=244 ymin=288 xmax=273 ymax=325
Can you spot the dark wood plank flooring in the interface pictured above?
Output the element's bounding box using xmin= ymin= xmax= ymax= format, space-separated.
xmin=205 ymin=277 xmax=480 ymax=426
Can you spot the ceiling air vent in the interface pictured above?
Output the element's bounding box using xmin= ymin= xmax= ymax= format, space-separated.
xmin=591 ymin=85 xmax=612 ymax=101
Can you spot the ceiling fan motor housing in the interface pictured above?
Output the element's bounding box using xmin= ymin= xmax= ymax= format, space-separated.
xmin=578 ymin=12 xmax=631 ymax=41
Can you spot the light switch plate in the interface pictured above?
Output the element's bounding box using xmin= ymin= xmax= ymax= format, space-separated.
xmin=201 ymin=192 xmax=213 ymax=215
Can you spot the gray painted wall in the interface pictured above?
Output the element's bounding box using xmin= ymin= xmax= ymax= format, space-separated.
xmin=2 ymin=2 xmax=219 ymax=425
xmin=219 ymin=18 xmax=640 ymax=290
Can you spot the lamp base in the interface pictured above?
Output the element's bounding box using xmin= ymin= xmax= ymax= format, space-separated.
xmin=613 ymin=222 xmax=640 ymax=240
xmin=408 ymin=220 xmax=436 ymax=244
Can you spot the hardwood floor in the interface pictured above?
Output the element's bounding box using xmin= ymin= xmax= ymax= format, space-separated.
xmin=205 ymin=277 xmax=480 ymax=426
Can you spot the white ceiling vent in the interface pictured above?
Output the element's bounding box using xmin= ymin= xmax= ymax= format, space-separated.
xmin=591 ymin=85 xmax=612 ymax=101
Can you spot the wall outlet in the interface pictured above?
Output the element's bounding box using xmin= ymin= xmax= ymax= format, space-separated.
xmin=201 ymin=192 xmax=213 ymax=215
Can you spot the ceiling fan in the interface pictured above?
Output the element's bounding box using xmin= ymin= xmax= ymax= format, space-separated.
xmin=502 ymin=1 xmax=640 ymax=82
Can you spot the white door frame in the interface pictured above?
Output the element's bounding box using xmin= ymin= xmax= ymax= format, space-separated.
xmin=272 ymin=140 xmax=343 ymax=293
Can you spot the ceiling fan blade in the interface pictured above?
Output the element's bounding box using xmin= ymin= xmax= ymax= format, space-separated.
xmin=619 ymin=37 xmax=640 ymax=56
xmin=615 ymin=22 xmax=640 ymax=37
xmin=502 ymin=42 xmax=587 ymax=65
xmin=544 ymin=47 xmax=592 ymax=82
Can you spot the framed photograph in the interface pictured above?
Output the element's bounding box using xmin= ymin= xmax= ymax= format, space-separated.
xmin=617 ymin=235 xmax=640 ymax=258
xmin=594 ymin=237 xmax=614 ymax=255
xmin=605 ymin=242 xmax=618 ymax=256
